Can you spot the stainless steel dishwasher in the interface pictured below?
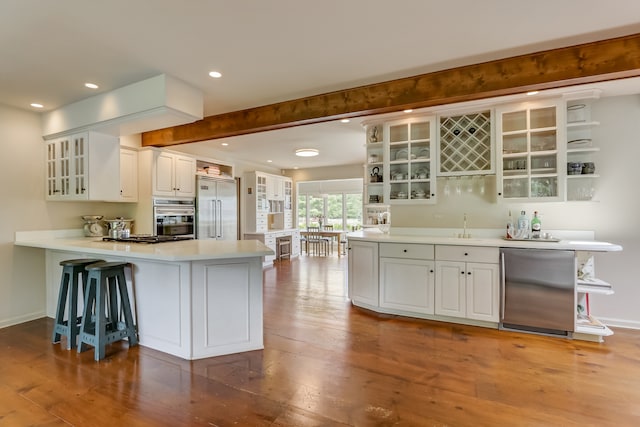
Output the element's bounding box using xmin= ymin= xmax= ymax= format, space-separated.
xmin=500 ymin=248 xmax=576 ymax=336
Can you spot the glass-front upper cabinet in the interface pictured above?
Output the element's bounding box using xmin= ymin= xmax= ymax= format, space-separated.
xmin=385 ymin=116 xmax=437 ymax=204
xmin=496 ymin=100 xmax=564 ymax=201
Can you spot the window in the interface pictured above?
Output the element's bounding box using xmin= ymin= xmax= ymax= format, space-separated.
xmin=296 ymin=179 xmax=363 ymax=231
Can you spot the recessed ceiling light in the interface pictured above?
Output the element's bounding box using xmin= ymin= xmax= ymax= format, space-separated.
xmin=293 ymin=166 xmax=299 ymax=170
xmin=221 ymin=142 xmax=229 ymax=146
xmin=526 ymin=91 xmax=539 ymax=96
xmin=267 ymin=160 xmax=273 ymax=163
xmin=340 ymin=119 xmax=350 ymax=123
xmin=30 ymin=103 xmax=43 ymax=109
xmin=208 ymin=71 xmax=222 ymax=78
xmin=404 ymin=109 xmax=413 ymax=113
xmin=295 ymin=148 xmax=319 ymax=157
xmin=85 ymin=82 xmax=99 ymax=89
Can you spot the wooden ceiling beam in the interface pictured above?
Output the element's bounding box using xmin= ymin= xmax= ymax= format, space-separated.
xmin=142 ymin=33 xmax=640 ymax=147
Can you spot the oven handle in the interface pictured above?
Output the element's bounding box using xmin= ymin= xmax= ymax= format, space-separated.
xmin=154 ymin=207 xmax=195 ymax=216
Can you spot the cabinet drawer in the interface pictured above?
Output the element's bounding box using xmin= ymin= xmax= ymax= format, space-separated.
xmin=435 ymin=245 xmax=498 ymax=263
xmin=379 ymin=243 xmax=434 ymax=260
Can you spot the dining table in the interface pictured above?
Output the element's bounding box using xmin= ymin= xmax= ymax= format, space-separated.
xmin=300 ymin=229 xmax=346 ymax=256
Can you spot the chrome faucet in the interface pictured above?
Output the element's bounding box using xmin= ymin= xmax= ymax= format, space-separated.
xmin=459 ymin=213 xmax=471 ymax=238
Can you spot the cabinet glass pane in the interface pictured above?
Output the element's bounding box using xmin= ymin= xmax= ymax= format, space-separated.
xmin=502 ymin=111 xmax=526 ymax=132
xmin=531 ymin=130 xmax=556 ymax=151
xmin=531 ymin=177 xmax=557 ymax=198
xmin=412 ymin=142 xmax=430 ymax=160
xmin=530 ymin=154 xmax=556 ymax=174
xmin=390 ymin=143 xmax=409 ymax=161
xmin=503 ymin=178 xmax=528 ymax=198
xmin=389 ymin=124 xmax=408 ymax=143
xmin=502 ymin=156 xmax=527 ymax=176
xmin=410 ymin=122 xmax=430 ymax=140
xmin=409 ymin=182 xmax=432 ymax=200
xmin=410 ymin=164 xmax=430 ymax=179
xmin=530 ymin=107 xmax=556 ymax=129
xmin=389 ymin=182 xmax=409 ymax=200
xmin=502 ymin=134 xmax=527 ymax=154
xmin=389 ymin=164 xmax=408 ymax=182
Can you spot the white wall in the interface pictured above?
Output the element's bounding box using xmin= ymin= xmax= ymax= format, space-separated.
xmin=0 ymin=104 xmax=137 ymax=327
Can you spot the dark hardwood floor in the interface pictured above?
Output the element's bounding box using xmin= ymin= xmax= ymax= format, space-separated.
xmin=1 ymin=255 xmax=640 ymax=426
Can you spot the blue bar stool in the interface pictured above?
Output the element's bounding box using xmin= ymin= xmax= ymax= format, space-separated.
xmin=77 ymin=261 xmax=138 ymax=361
xmin=52 ymin=258 xmax=104 ymax=350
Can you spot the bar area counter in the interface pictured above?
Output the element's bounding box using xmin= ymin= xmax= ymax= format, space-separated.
xmin=15 ymin=230 xmax=274 ymax=360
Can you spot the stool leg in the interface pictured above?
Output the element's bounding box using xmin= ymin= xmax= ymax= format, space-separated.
xmin=66 ymin=273 xmax=80 ymax=350
xmin=52 ymin=271 xmax=70 ymax=344
xmin=78 ymin=276 xmax=96 ymax=354
xmin=116 ymin=269 xmax=138 ymax=346
xmin=94 ymin=274 xmax=108 ymax=361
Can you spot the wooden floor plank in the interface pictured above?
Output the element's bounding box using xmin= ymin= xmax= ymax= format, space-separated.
xmin=1 ymin=254 xmax=640 ymax=426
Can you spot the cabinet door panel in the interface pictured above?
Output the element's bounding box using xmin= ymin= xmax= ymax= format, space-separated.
xmin=154 ymin=152 xmax=175 ymax=195
xmin=380 ymin=258 xmax=434 ymax=314
xmin=174 ymin=155 xmax=196 ymax=196
xmin=348 ymin=241 xmax=378 ymax=307
xmin=466 ymin=263 xmax=499 ymax=322
xmin=435 ymin=260 xmax=465 ymax=318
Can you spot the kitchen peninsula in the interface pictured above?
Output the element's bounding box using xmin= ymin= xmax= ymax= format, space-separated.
xmin=15 ymin=230 xmax=273 ymax=360
xmin=347 ymin=228 xmax=622 ymax=342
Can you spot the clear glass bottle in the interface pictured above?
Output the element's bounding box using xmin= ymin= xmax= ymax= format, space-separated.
xmin=517 ymin=210 xmax=529 ymax=239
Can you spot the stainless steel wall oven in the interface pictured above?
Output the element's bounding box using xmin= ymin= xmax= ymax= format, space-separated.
xmin=153 ymin=198 xmax=195 ymax=237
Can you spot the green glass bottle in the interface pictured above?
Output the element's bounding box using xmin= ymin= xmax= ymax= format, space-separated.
xmin=531 ymin=211 xmax=541 ymax=239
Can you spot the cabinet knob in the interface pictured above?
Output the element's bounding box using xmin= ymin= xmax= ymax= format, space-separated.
xmin=403 ymin=249 xmax=407 ymax=252
xmin=464 ymin=252 xmax=468 ymax=256
xmin=461 ymin=271 xmax=465 ymax=275
xmin=430 ymin=269 xmax=434 ymax=273
xmin=468 ymin=271 xmax=472 ymax=275
xmin=498 ymin=192 xmax=502 ymax=196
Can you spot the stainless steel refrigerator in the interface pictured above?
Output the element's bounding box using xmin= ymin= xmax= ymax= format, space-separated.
xmin=500 ymin=248 xmax=576 ymax=336
xmin=196 ymin=175 xmax=238 ymax=240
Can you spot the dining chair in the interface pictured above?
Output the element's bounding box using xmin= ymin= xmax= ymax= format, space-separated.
xmin=322 ymin=225 xmax=335 ymax=254
xmin=306 ymin=226 xmax=328 ymax=256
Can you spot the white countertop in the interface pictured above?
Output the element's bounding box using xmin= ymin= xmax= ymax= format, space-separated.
xmin=15 ymin=230 xmax=274 ymax=262
xmin=346 ymin=229 xmax=623 ymax=252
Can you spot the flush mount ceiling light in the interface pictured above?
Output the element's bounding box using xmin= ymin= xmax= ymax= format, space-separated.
xmin=295 ymin=148 xmax=319 ymax=157
xmin=30 ymin=103 xmax=43 ymax=108
xmin=85 ymin=82 xmax=99 ymax=89
xmin=208 ymin=70 xmax=222 ymax=78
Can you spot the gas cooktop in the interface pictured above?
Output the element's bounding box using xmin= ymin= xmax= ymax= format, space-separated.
xmin=102 ymin=235 xmax=194 ymax=244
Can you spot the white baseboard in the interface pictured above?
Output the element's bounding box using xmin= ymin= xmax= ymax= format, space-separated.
xmin=599 ymin=317 xmax=640 ymax=330
xmin=0 ymin=311 xmax=46 ymax=329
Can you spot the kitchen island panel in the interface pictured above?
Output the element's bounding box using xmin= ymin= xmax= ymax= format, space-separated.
xmin=191 ymin=258 xmax=264 ymax=359
xmin=133 ymin=259 xmax=191 ymax=359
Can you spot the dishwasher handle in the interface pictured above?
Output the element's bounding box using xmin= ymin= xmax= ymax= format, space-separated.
xmin=500 ymin=252 xmax=506 ymax=321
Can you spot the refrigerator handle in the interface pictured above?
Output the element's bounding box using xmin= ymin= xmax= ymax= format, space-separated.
xmin=210 ymin=200 xmax=217 ymax=238
xmin=217 ymin=200 xmax=223 ymax=238
xmin=500 ymin=252 xmax=506 ymax=321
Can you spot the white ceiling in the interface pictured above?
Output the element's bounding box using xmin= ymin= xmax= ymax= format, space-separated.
xmin=2 ymin=0 xmax=640 ymax=169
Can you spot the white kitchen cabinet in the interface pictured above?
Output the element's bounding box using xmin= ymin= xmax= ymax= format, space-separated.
xmin=45 ymin=131 xmax=120 ymax=201
xmin=564 ymin=91 xmax=601 ymax=202
xmin=348 ymin=240 xmax=379 ymax=308
xmin=434 ymin=245 xmax=499 ymax=323
xmin=119 ymin=147 xmax=138 ymax=202
xmin=244 ymin=172 xmax=269 ymax=232
xmin=386 ymin=116 xmax=437 ymax=204
xmin=267 ymin=175 xmax=285 ymax=201
xmin=379 ymin=243 xmax=435 ymax=314
xmin=496 ymin=100 xmax=564 ymax=202
xmin=362 ymin=117 xmax=436 ymax=207
xmin=151 ymin=150 xmax=196 ymax=197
